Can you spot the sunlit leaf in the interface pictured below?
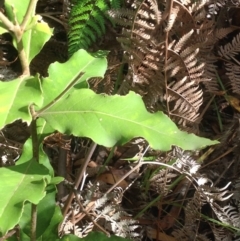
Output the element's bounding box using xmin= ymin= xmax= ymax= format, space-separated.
xmin=37 ymin=89 xmax=218 ymax=151
xmin=41 ymin=49 xmax=107 ymax=107
xmin=0 ymin=76 xmax=42 ymax=128
xmin=0 ymin=159 xmax=49 ymax=235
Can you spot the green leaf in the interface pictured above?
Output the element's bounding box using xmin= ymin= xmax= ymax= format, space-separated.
xmin=36 ymin=118 xmax=56 ymax=176
xmin=19 ymin=185 xmax=57 ymax=239
xmin=5 ymin=236 xmax=18 ymax=241
xmin=23 ymin=16 xmax=53 ymax=63
xmin=49 ymin=176 xmax=64 ymax=185
xmin=0 ymin=159 xmax=49 ymax=235
xmin=37 ymin=89 xmax=218 ymax=151
xmin=41 ymin=49 xmax=107 ymax=107
xmin=41 ymin=205 xmax=63 ymax=240
xmin=62 ymin=232 xmax=131 ymax=241
xmin=0 ymin=76 xmax=42 ymax=128
xmin=5 ymin=0 xmax=30 ymax=24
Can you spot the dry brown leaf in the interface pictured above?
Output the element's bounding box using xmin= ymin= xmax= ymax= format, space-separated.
xmin=146 ymin=227 xmax=177 ymax=241
xmin=97 ymin=169 xmax=129 ymax=189
xmin=226 ymin=95 xmax=240 ymax=112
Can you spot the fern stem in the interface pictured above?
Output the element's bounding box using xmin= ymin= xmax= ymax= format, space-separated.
xmin=164 ymin=0 xmax=174 ymax=116
xmin=73 ymin=189 xmax=110 ymax=236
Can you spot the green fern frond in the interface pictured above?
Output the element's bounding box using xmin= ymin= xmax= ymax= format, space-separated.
xmin=68 ymin=0 xmax=121 ymax=57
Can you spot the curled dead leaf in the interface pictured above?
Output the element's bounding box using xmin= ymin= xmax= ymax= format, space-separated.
xmin=97 ymin=168 xmax=129 ymax=189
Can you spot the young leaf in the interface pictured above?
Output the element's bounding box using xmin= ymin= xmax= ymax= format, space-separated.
xmin=0 ymin=160 xmax=49 ymax=235
xmin=22 ymin=16 xmax=53 ymax=64
xmin=37 ymin=89 xmax=218 ymax=151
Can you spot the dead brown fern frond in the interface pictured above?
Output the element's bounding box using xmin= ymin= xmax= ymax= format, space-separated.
xmin=210 ymin=224 xmax=233 ymax=241
xmin=108 ymin=0 xmax=211 ymax=128
xmin=216 ymin=32 xmax=240 ymax=95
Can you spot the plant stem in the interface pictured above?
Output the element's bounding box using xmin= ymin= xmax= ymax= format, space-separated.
xmin=21 ymin=0 xmax=39 ymax=30
xmin=31 ymin=204 xmax=37 ymax=241
xmin=30 ymin=106 xmax=40 ymax=241
xmin=14 ymin=27 xmax=30 ymax=76
xmin=0 ymin=12 xmax=29 ymax=75
xmin=0 ymin=0 xmax=38 ymax=76
xmin=35 ymin=72 xmax=85 ymax=117
xmin=31 ymin=119 xmax=39 ymax=162
xmin=0 ymin=12 xmax=15 ymax=30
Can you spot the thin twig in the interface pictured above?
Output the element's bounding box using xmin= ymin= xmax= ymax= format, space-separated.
xmin=105 ymin=145 xmax=150 ymax=194
xmin=201 ymin=146 xmax=236 ymax=169
xmin=63 ymin=142 xmax=97 ymax=216
xmin=39 ymin=13 xmax=67 ymax=29
xmin=73 ymin=189 xmax=110 ymax=237
xmin=0 ymin=229 xmax=17 ymax=241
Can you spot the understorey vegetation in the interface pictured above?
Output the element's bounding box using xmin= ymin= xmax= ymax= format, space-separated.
xmin=0 ymin=0 xmax=240 ymax=240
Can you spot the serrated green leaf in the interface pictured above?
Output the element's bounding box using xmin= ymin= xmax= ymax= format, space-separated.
xmin=0 ymin=160 xmax=50 ymax=235
xmin=37 ymin=89 xmax=218 ymax=151
xmin=0 ymin=76 xmax=42 ymax=128
xmin=41 ymin=49 xmax=107 ymax=107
